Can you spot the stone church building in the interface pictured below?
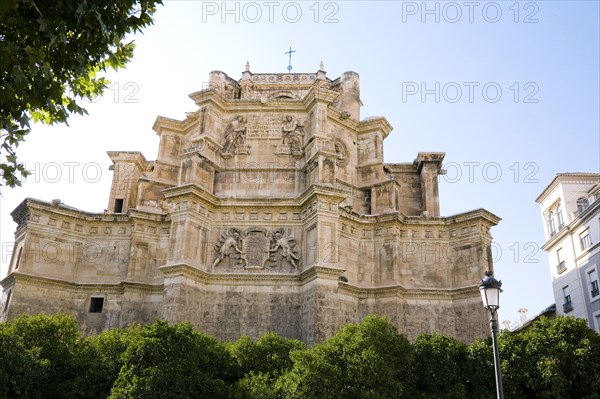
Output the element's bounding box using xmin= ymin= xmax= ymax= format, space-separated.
xmin=1 ymin=65 xmax=500 ymax=345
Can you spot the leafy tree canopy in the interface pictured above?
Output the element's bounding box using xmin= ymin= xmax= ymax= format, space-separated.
xmin=229 ymin=333 xmax=306 ymax=399
xmin=278 ymin=315 xmax=415 ymax=399
xmin=107 ymin=320 xmax=234 ymax=399
xmin=229 ymin=332 xmax=306 ymax=377
xmin=501 ymin=316 xmax=600 ymax=399
xmin=0 ymin=313 xmax=90 ymax=399
xmin=412 ymin=333 xmax=470 ymax=399
xmin=1 ymin=314 xmax=599 ymax=399
xmin=0 ymin=0 xmax=162 ymax=188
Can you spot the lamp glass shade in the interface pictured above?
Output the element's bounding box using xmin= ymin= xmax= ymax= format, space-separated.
xmin=480 ymin=285 xmax=501 ymax=310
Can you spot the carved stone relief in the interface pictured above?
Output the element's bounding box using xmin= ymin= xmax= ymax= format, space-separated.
xmin=212 ymin=227 xmax=301 ymax=271
xmin=322 ymin=158 xmax=335 ymax=184
xmin=267 ymin=228 xmax=301 ymax=270
xmin=221 ymin=115 xmax=250 ymax=158
xmin=275 ymin=115 xmax=305 ymax=159
xmin=212 ymin=228 xmax=245 ymax=268
xmin=333 ymin=139 xmax=348 ymax=166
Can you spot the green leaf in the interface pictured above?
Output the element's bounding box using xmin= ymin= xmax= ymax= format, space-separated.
xmin=0 ymin=0 xmax=163 ymax=189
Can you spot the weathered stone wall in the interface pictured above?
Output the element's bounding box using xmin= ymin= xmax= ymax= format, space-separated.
xmin=161 ymin=272 xmax=304 ymax=342
xmin=1 ymin=67 xmax=500 ymax=346
xmin=1 ymin=276 xmax=162 ymax=334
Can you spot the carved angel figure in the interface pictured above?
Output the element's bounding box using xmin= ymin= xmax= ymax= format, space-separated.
xmin=222 ymin=115 xmax=247 ymax=154
xmin=281 ymin=115 xmax=304 ymax=154
xmin=212 ymin=228 xmax=245 ymax=268
xmin=269 ymin=228 xmax=300 ymax=269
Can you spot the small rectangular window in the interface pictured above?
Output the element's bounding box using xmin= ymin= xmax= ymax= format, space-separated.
xmin=556 ymin=205 xmax=564 ymax=228
xmin=88 ymin=297 xmax=104 ymax=313
xmin=580 ymin=230 xmax=592 ymax=250
xmin=557 ymin=247 xmax=566 ymax=273
xmin=557 ymin=248 xmax=563 ymax=263
xmin=114 ymin=199 xmax=124 ymax=213
xmin=589 ymin=269 xmax=599 ymax=298
xmin=547 ymin=216 xmax=556 ymax=236
xmin=562 ymin=286 xmax=573 ymax=313
xmin=592 ymin=281 xmax=599 ymax=298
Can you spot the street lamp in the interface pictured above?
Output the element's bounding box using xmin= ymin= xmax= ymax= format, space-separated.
xmin=479 ymin=271 xmax=504 ymax=399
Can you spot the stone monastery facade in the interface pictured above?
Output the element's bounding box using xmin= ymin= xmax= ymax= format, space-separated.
xmin=1 ymin=65 xmax=500 ymax=345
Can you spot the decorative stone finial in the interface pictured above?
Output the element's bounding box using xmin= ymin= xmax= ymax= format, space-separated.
xmin=319 ymin=61 xmax=324 ymax=70
xmin=245 ymin=61 xmax=250 ymax=72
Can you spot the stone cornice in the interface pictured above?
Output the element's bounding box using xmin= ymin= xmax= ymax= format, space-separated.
xmin=327 ymin=108 xmax=360 ymax=131
xmin=11 ymin=198 xmax=130 ymax=224
xmin=357 ymin=117 xmax=393 ymax=138
xmin=247 ymin=72 xmax=320 ymax=84
xmin=187 ymin=89 xmax=228 ymax=112
xmin=303 ymin=85 xmax=340 ymax=107
xmin=152 ymin=115 xmax=197 ymax=135
xmin=338 ymin=282 xmax=479 ymax=300
xmin=128 ymin=209 xmax=170 ymax=223
xmin=159 ymin=263 xmax=345 ymax=285
xmin=535 ymin=173 xmax=600 ymax=204
xmin=339 ymin=208 xmax=500 ymax=228
xmin=0 ymin=272 xmax=163 ymax=294
xmin=299 ymin=265 xmax=346 ymax=282
xmin=415 ymin=152 xmax=446 ymax=173
xmin=296 ymin=184 xmax=350 ymax=206
xmin=189 ymin=87 xmax=315 ymax=113
xmin=384 ymin=163 xmax=418 ymax=173
xmin=164 ymin=183 xmax=352 ymax=211
xmin=162 ymin=184 xmax=219 ymax=207
xmin=434 ymin=208 xmax=501 ymax=226
xmin=136 ymin=175 xmax=175 ymax=188
xmin=107 ymin=151 xmax=149 ymax=170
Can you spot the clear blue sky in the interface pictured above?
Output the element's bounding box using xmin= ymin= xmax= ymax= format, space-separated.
xmin=1 ymin=1 xmax=599 ymax=327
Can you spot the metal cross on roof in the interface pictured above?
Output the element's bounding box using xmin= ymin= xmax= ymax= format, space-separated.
xmin=284 ymin=46 xmax=296 ymax=73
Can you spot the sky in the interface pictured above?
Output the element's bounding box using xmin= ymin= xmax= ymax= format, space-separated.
xmin=1 ymin=0 xmax=599 ymax=328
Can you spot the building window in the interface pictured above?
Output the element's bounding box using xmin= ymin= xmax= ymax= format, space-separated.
xmin=545 ymin=203 xmax=564 ymax=236
xmin=580 ymin=230 xmax=592 ymax=250
xmin=562 ymin=286 xmax=573 ymax=313
xmin=114 ymin=199 xmax=124 ymax=213
xmin=556 ymin=248 xmax=566 ymax=274
xmin=546 ymin=211 xmax=557 ymax=236
xmin=589 ymin=269 xmax=599 ymax=299
xmin=577 ymin=197 xmax=590 ymax=213
xmin=3 ymin=290 xmax=12 ymax=312
xmin=556 ymin=204 xmax=564 ymax=228
xmin=88 ymin=297 xmax=104 ymax=313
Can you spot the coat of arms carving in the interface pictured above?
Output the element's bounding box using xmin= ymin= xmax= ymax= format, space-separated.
xmin=212 ymin=227 xmax=301 ymax=272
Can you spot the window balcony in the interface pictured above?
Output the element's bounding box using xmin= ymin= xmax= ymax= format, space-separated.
xmin=563 ymin=300 xmax=573 ymax=313
xmin=557 ymin=261 xmax=567 ymax=274
xmin=592 ymin=288 xmax=599 ymax=298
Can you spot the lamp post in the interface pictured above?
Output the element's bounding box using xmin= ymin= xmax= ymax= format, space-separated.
xmin=479 ymin=271 xmax=504 ymax=399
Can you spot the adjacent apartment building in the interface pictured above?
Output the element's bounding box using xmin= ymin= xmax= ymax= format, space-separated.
xmin=536 ymin=173 xmax=600 ymax=332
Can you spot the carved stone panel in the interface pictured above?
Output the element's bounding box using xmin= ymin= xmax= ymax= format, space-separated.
xmin=212 ymin=228 xmax=246 ymax=269
xmin=212 ymin=227 xmax=301 ymax=272
xmin=243 ymin=227 xmax=270 ymax=268
xmin=221 ymin=116 xmax=250 ymax=158
xmin=266 ymin=228 xmax=301 ymax=271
